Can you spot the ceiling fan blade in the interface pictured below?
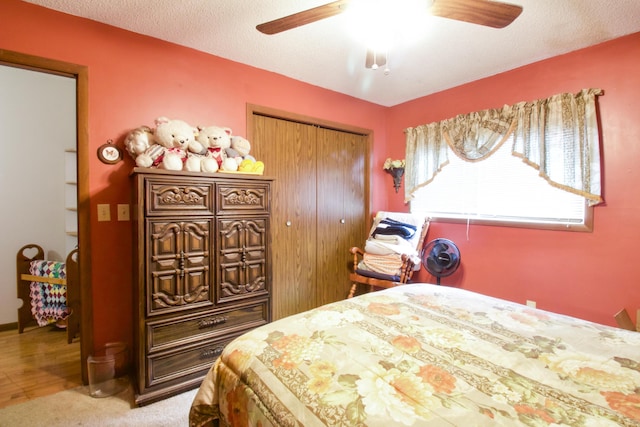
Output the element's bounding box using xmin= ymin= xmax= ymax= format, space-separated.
xmin=257 ymin=0 xmax=350 ymax=35
xmin=431 ymin=0 xmax=523 ymax=29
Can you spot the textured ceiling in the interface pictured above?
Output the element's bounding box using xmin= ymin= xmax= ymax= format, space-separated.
xmin=24 ymin=0 xmax=640 ymax=107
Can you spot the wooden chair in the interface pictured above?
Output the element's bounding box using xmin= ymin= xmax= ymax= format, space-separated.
xmin=348 ymin=212 xmax=430 ymax=298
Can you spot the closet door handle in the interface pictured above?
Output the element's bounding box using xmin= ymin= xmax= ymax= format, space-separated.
xmin=340 ymin=218 xmax=345 ymax=224
xmin=286 ymin=220 xmax=292 ymax=227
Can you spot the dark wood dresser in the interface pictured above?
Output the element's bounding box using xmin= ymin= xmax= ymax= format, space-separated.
xmin=131 ymin=168 xmax=272 ymax=406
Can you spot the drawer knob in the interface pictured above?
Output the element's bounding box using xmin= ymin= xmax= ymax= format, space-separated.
xmin=201 ymin=346 xmax=224 ymax=360
xmin=198 ymin=316 xmax=228 ymax=329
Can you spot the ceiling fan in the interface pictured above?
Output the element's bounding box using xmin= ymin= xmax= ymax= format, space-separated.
xmin=256 ymin=0 xmax=522 ymax=71
xmin=256 ymin=0 xmax=523 ymax=35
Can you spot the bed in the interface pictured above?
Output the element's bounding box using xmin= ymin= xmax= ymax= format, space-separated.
xmin=16 ymin=243 xmax=80 ymax=344
xmin=189 ymin=284 xmax=640 ymax=426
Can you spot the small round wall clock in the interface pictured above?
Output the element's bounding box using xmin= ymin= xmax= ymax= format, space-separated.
xmin=97 ymin=140 xmax=122 ymax=164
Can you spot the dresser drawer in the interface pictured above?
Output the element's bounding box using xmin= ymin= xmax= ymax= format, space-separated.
xmin=146 ymin=334 xmax=238 ymax=389
xmin=146 ymin=177 xmax=214 ymax=215
xmin=217 ymin=182 xmax=270 ymax=215
xmin=146 ymin=301 xmax=269 ymax=352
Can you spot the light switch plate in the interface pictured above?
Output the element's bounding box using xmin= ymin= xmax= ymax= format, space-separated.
xmin=97 ymin=204 xmax=111 ymax=222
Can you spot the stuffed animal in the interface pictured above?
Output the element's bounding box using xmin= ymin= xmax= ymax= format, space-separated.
xmin=230 ymin=135 xmax=251 ymax=157
xmin=124 ymin=119 xmax=262 ymax=173
xmin=153 ymin=116 xmax=198 ymax=171
xmin=226 ymin=135 xmax=264 ymax=174
xmin=219 ymin=157 xmax=238 ymax=171
xmin=238 ymin=158 xmax=265 ymax=174
xmin=197 ymin=126 xmax=231 ymax=166
xmin=195 ymin=125 xmax=232 ymax=168
xmin=222 ymin=135 xmax=247 ymax=167
xmin=184 ymin=152 xmax=219 ymax=173
xmin=124 ymin=125 xmax=156 ymax=168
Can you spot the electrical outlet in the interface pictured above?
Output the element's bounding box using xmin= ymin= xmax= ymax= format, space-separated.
xmin=526 ymin=300 xmax=536 ymax=308
xmin=117 ymin=204 xmax=130 ymax=221
xmin=97 ymin=204 xmax=111 ymax=222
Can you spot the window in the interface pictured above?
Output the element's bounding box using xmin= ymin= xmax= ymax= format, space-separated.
xmin=405 ymin=89 xmax=602 ymax=232
xmin=410 ymin=140 xmax=592 ymax=231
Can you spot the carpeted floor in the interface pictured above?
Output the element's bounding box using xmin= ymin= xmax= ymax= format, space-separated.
xmin=0 ymin=378 xmax=198 ymax=426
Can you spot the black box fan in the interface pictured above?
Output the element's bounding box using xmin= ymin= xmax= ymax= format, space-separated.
xmin=421 ymin=238 xmax=461 ymax=285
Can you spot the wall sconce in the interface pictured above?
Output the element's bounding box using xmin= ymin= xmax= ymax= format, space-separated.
xmin=383 ymin=158 xmax=405 ymax=193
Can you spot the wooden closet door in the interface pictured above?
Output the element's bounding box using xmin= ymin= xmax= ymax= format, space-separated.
xmin=316 ymin=128 xmax=367 ymax=305
xmin=252 ymin=115 xmax=317 ymax=320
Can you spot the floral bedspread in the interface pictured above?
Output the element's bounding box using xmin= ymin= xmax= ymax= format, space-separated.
xmin=189 ymin=284 xmax=640 ymax=426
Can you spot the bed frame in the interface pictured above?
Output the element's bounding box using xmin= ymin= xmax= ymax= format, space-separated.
xmin=16 ymin=244 xmax=80 ymax=344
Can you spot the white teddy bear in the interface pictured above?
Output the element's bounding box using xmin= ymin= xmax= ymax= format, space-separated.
xmin=153 ymin=116 xmax=199 ymax=171
xmin=195 ymin=125 xmax=233 ymax=171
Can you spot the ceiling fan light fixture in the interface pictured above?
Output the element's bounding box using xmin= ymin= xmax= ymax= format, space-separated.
xmin=365 ymin=49 xmax=388 ymax=71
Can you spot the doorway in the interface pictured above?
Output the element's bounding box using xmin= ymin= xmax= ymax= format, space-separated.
xmin=0 ymin=50 xmax=92 ymax=391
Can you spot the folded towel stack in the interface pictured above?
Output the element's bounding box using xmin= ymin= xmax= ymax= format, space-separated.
xmin=360 ymin=217 xmax=421 ymax=277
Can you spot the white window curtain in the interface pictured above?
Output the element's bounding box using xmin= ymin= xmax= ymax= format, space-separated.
xmin=405 ymin=88 xmax=603 ymax=206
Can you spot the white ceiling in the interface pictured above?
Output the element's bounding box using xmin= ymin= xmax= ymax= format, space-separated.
xmin=24 ymin=0 xmax=640 ymax=107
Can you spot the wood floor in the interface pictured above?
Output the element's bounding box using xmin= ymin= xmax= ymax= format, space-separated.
xmin=0 ymin=326 xmax=81 ymax=409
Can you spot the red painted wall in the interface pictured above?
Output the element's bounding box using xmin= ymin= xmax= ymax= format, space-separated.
xmin=1 ymin=0 xmax=388 ymax=351
xmin=2 ymin=0 xmax=637 ymax=355
xmin=388 ymin=32 xmax=640 ymax=326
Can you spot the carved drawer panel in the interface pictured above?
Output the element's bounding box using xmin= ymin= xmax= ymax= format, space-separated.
xmin=147 ymin=219 xmax=213 ymax=316
xmin=146 ymin=178 xmax=214 ymax=215
xmin=146 ymin=334 xmax=240 ymax=389
xmin=217 ymin=218 xmax=269 ymax=304
xmin=146 ymin=300 xmax=269 ymax=352
xmin=217 ymin=183 xmax=269 ymax=215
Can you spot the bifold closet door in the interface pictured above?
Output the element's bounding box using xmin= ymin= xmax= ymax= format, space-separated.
xmin=252 ymin=115 xmax=317 ymax=320
xmin=316 ymin=127 xmax=367 ymax=306
xmin=252 ymin=113 xmax=368 ymax=320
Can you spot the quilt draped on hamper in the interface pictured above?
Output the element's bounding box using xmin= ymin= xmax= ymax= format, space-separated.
xmin=28 ymin=260 xmax=67 ymax=326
